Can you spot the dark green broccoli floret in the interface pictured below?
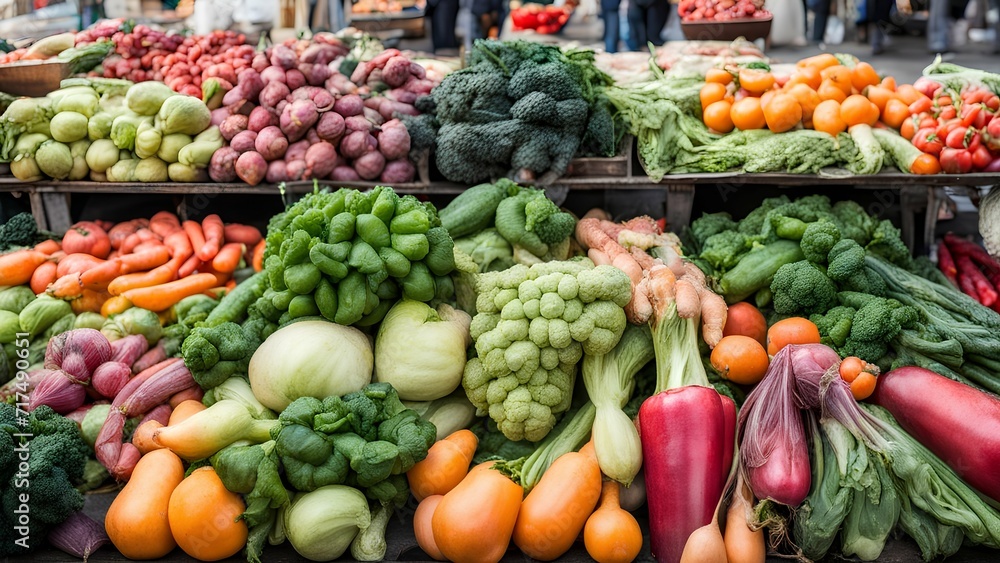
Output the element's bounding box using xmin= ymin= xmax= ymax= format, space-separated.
xmin=700 ymin=231 xmax=756 ymax=271
xmin=840 ymin=339 xmax=889 ymax=363
xmin=826 ymin=239 xmax=866 ymax=281
xmin=839 ymin=294 xmax=917 ymax=360
xmin=435 ymin=121 xmax=523 ymax=184
xmin=841 ymin=265 xmax=887 ymax=297
xmin=690 ymin=212 xmax=739 ymax=249
xmin=866 ymin=219 xmax=912 ymax=269
xmin=579 ymin=96 xmax=620 ymax=158
xmin=0 ymin=213 xmax=44 ymax=251
xmin=507 ymin=59 xmax=584 ymax=102
xmin=181 ymin=321 xmax=260 ymax=389
xmin=433 ymin=69 xmax=512 ymax=124
xmin=398 ymin=113 xmax=439 ymax=153
xmin=831 ymin=200 xmax=877 ymax=245
xmin=763 ymin=197 xmax=837 ymax=241
xmin=509 ymin=126 xmax=582 ymax=183
xmin=770 ymin=260 xmax=838 ymax=315
xmin=1 ymin=405 xmax=88 ymax=555
xmin=810 ymin=305 xmax=856 ymax=347
xmin=800 ymin=219 xmax=841 ymax=263
xmin=738 ymin=196 xmax=791 ymax=236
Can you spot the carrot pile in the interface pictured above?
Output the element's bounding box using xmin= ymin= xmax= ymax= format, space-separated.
xmin=0 ymin=212 xmax=264 ymax=315
xmin=938 ymin=232 xmax=1000 ymax=311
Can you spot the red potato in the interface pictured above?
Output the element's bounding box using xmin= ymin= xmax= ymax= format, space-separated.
xmin=354 ymin=150 xmax=386 ymax=180
xmin=266 ymin=160 xmax=289 ymax=183
xmin=364 ymin=107 xmax=386 ymax=126
xmin=331 ymin=165 xmax=360 ymax=181
xmin=300 ymin=43 xmax=340 ymax=65
xmin=317 ymin=112 xmax=346 ymax=144
xmin=379 ymin=99 xmax=420 ymax=120
xmin=871 ymin=366 xmax=1000 ymax=503
xmin=248 ymin=106 xmax=278 ymax=133
xmin=378 ymin=120 xmax=411 ymax=160
xmin=340 ymin=130 xmax=376 ymax=159
xmin=208 ymin=147 xmax=240 ymax=183
xmin=259 ymin=81 xmax=291 ymax=112
xmin=410 ymin=62 xmax=427 ymax=79
xmin=260 ymin=66 xmax=287 ymax=84
xmin=280 ymin=100 xmax=320 ymax=142
xmin=334 ymin=94 xmax=364 ymax=117
xmin=252 ymin=52 xmax=269 ymax=72
xmin=235 ymin=151 xmax=267 ymax=186
xmin=326 ymin=74 xmax=358 ymax=96
xmin=345 ymin=115 xmax=375 ymax=133
xmin=304 ymin=142 xmax=337 ymax=179
xmin=291 ymin=86 xmax=334 ymax=111
xmin=220 ymin=114 xmax=249 ymax=141
xmin=285 ymin=140 xmax=310 ymax=162
xmin=286 ymin=160 xmax=307 ymax=181
xmin=381 ymin=159 xmax=415 ymax=183
xmin=386 ymin=88 xmax=418 ymax=105
xmin=211 ymin=107 xmax=232 ymax=126
xmin=269 ymin=44 xmax=297 ymax=70
xmin=382 ymin=55 xmax=412 ymax=88
xmin=306 ymin=128 xmax=322 ymax=145
xmin=255 ymin=126 xmax=289 ymax=161
xmin=285 ymin=69 xmax=306 ymax=91
xmin=299 ymin=63 xmax=333 ymax=86
xmin=237 ymin=68 xmax=264 ymax=101
xmin=230 ymin=130 xmax=258 ymax=153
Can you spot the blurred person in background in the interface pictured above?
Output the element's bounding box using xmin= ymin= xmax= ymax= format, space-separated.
xmin=626 ymin=0 xmax=669 ymax=47
xmin=427 ymin=0 xmax=461 ymax=51
xmin=602 ymin=0 xmax=622 ymax=51
xmin=472 ymin=0 xmax=504 ymax=37
xmin=808 ymin=0 xmax=831 ymax=43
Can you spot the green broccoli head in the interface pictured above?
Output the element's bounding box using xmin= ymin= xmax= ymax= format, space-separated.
xmin=435 ymin=121 xmax=523 ymax=184
xmin=0 ymin=212 xmax=43 ymax=251
xmin=738 ymin=196 xmax=790 ymax=236
xmin=770 ymin=260 xmax=838 ymax=315
xmin=800 ymin=219 xmax=842 ymax=263
xmin=840 ymin=265 xmax=887 ymax=297
xmin=522 ymin=189 xmax=576 ymax=245
xmin=690 ymin=212 xmax=738 ymax=249
xmin=507 ymin=59 xmax=584 ymax=102
xmin=826 ymin=239 xmax=866 ymax=282
xmin=810 ymin=305 xmax=857 ymax=347
xmin=831 ymin=200 xmax=877 ymax=245
xmin=849 ymin=296 xmax=917 ymax=342
xmin=434 ymin=69 xmax=513 ymax=124
xmin=700 ymin=230 xmax=756 ymax=271
xmin=866 ymin=219 xmax=912 ymax=269
xmin=210 ymin=440 xmax=289 ymax=529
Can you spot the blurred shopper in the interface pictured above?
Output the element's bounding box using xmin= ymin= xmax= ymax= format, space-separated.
xmin=428 ymin=0 xmax=461 ymax=51
xmin=770 ymin=0 xmax=808 ymax=45
xmin=809 ymin=0 xmax=831 ymax=43
xmin=602 ymin=0 xmax=622 ymax=51
xmin=471 ymin=0 xmax=505 ymax=37
xmin=626 ymin=0 xmax=669 ymax=47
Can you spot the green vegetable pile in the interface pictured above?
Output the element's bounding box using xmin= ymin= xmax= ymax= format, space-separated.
xmin=0 ymin=404 xmax=90 ymax=555
xmin=0 ymin=212 xmax=57 ymax=252
xmin=2 ymin=77 xmax=218 ymax=183
xmin=408 ymin=40 xmax=623 ymax=185
xmin=209 ymin=382 xmax=435 ymax=563
xmin=462 ymin=257 xmax=632 ymax=442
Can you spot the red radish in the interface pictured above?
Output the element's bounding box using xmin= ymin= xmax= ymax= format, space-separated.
xmin=719 ymin=395 xmax=736 ymax=486
xmin=639 ymin=386 xmax=726 ymax=563
xmin=871 ymin=366 xmax=1000 ymax=503
xmin=937 ymin=241 xmax=959 ymax=288
xmin=955 ymin=255 xmax=998 ymax=306
xmin=945 ymin=233 xmax=1000 ymax=273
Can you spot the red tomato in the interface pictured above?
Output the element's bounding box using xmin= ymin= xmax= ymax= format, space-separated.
xmin=971 ymin=145 xmax=993 ymax=170
xmin=939 ymin=147 xmax=973 ymax=174
xmin=946 ymin=127 xmax=969 ymax=149
xmin=912 ymin=128 xmax=943 ymax=155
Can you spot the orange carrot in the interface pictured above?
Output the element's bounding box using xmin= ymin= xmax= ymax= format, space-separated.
xmin=251 ymin=239 xmax=265 ymax=272
xmin=101 ymin=295 xmax=133 ymax=317
xmin=149 ymin=211 xmax=182 ymax=238
xmin=132 ymin=240 xmax=167 ymax=254
xmin=79 ymin=260 xmax=125 ymax=291
xmin=211 ymin=243 xmax=244 ymax=273
xmin=199 ymin=264 xmax=232 ymax=287
xmin=47 ymin=272 xmax=84 ymax=299
xmin=56 ymin=252 xmax=105 ymax=277
xmin=178 ymin=255 xmax=202 ymax=278
xmin=163 ymin=230 xmax=193 ymax=263
xmin=223 ymin=224 xmax=262 ymax=246
xmin=122 ymin=273 xmax=219 ymax=311
xmin=182 ymin=221 xmax=206 ymax=257
xmin=119 ymin=246 xmax=171 ymax=273
xmin=108 ymin=262 xmax=179 ymax=296
xmin=197 ymin=214 xmax=224 ymax=261
xmin=33 ymin=239 xmax=61 ymax=255
xmin=0 ymin=250 xmax=49 ymax=286
xmin=30 ymin=261 xmax=58 ymax=294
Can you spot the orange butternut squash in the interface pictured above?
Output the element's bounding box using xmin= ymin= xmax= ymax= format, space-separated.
xmin=105 ymin=448 xmax=185 ymax=559
xmin=432 ymin=462 xmax=523 ymax=563
xmin=168 ymin=466 xmax=248 ymax=561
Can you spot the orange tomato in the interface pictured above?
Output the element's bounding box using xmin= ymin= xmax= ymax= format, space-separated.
xmin=786 ymin=83 xmax=821 ymax=121
xmin=850 ymin=62 xmax=881 ymax=92
xmin=730 ymin=96 xmax=766 ymax=130
xmin=895 ymin=84 xmax=925 ymax=105
xmin=721 ymin=302 xmax=768 ymax=347
xmin=840 ymin=94 xmax=880 ymax=126
xmin=811 ymin=99 xmax=847 ymax=136
xmin=817 ymin=79 xmax=848 ymax=102
xmin=850 ymin=371 xmax=878 ymax=400
xmin=820 ymin=65 xmax=853 ymax=96
xmin=839 ymin=356 xmax=867 ymax=383
xmin=704 ymin=100 xmax=735 ymax=133
xmin=738 ymin=68 xmax=775 ymax=94
xmin=900 ymin=115 xmax=918 ymax=140
xmin=911 ymin=153 xmax=942 ymax=174
xmin=759 ymin=89 xmax=777 ymax=110
xmin=711 ymin=335 xmax=770 ymax=386
xmin=881 ymin=98 xmax=911 ymax=129
xmin=880 ymin=75 xmax=897 ymax=91
xmin=766 ymin=317 xmax=821 ymax=356
xmin=864 ymin=85 xmax=898 ymax=113
xmin=705 ymin=68 xmax=734 ymax=85
xmin=796 ymin=53 xmax=840 ymax=71
xmin=763 ymin=92 xmax=802 ymax=133
xmin=787 ymin=66 xmax=822 ymax=90
xmin=701 ymin=82 xmax=729 ymax=110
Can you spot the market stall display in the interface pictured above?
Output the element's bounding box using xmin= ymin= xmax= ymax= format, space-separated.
xmin=3 ymin=19 xmax=1000 ymax=563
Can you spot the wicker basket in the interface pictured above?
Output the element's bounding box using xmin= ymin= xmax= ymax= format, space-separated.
xmin=0 ymin=60 xmax=71 ymax=97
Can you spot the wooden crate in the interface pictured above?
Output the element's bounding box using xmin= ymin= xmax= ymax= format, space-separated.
xmin=0 ymin=60 xmax=71 ymax=97
xmin=563 ymin=135 xmax=633 ymax=178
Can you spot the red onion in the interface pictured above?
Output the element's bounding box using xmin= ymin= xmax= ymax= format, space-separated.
xmin=47 ymin=512 xmax=110 ymax=561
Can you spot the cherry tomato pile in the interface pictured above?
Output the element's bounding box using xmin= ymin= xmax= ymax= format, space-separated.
xmin=510 ymin=4 xmax=572 ymax=34
xmin=901 ymin=79 xmax=1000 ymax=173
xmin=95 ymin=27 xmax=255 ymax=97
xmin=677 ymin=0 xmax=771 ymax=23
